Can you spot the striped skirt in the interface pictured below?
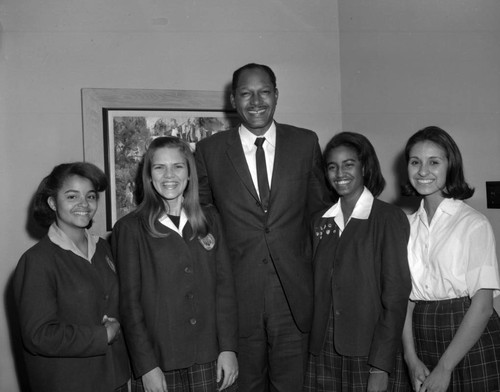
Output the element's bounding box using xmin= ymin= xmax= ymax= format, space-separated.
xmin=412 ymin=297 xmax=500 ymax=392
xmin=303 ymin=309 xmax=411 ymax=392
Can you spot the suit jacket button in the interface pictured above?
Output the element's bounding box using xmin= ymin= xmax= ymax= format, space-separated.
xmin=184 ymin=266 xmax=193 ymax=274
xmin=189 ymin=318 xmax=197 ymax=325
xmin=262 ymin=258 xmax=268 ymax=264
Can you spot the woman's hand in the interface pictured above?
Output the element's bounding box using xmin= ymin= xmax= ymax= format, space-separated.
xmin=142 ymin=367 xmax=167 ymax=392
xmin=102 ymin=315 xmax=120 ymax=344
xmin=367 ymin=369 xmax=388 ymax=392
xmin=217 ymin=351 xmax=238 ymax=390
xmin=419 ymin=363 xmax=451 ymax=392
xmin=405 ymin=356 xmax=430 ymax=391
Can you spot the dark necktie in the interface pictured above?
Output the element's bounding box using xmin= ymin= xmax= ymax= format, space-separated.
xmin=254 ymin=137 xmax=270 ymax=213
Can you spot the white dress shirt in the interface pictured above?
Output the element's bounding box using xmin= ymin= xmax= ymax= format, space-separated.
xmin=408 ymin=198 xmax=500 ymax=301
xmin=239 ymin=123 xmax=276 ymax=198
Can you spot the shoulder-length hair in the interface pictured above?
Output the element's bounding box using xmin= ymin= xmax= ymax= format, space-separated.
xmin=33 ymin=162 xmax=108 ymax=227
xmin=403 ymin=126 xmax=474 ymax=200
xmin=135 ymin=136 xmax=207 ymax=238
xmin=324 ymin=131 xmax=386 ymax=197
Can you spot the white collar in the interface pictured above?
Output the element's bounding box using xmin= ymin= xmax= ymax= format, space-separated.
xmin=48 ymin=222 xmax=97 ymax=262
xmin=159 ymin=208 xmax=189 ymax=237
xmin=322 ymin=186 xmax=374 ymax=220
xmin=413 ymin=197 xmax=460 ymax=225
xmin=239 ymin=122 xmax=277 ymax=150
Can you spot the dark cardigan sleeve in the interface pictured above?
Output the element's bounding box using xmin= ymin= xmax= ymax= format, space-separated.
xmin=14 ymin=241 xmax=109 ymax=358
xmin=368 ymin=206 xmax=411 ymax=372
xmin=206 ymin=207 xmax=238 ymax=353
xmin=111 ymin=217 xmax=159 ymax=377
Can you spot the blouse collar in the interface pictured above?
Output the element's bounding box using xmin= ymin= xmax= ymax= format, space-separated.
xmin=322 ymin=186 xmax=374 ymax=220
xmin=159 ymin=208 xmax=189 ymax=237
xmin=48 ymin=222 xmax=97 ymax=262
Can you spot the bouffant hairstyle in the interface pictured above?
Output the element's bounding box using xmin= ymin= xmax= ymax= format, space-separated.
xmin=403 ymin=126 xmax=474 ymax=200
xmin=33 ymin=162 xmax=108 ymax=227
xmin=232 ymin=63 xmax=277 ymax=92
xmin=324 ymin=131 xmax=386 ymax=197
xmin=135 ymin=136 xmax=207 ymax=238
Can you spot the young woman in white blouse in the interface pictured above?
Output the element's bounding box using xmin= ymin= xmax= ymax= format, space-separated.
xmin=401 ymin=126 xmax=500 ymax=392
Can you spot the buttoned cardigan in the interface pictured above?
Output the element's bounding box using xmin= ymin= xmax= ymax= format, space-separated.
xmin=309 ymin=199 xmax=411 ymax=373
xmin=111 ymin=206 xmax=238 ymax=377
xmin=13 ymin=236 xmax=130 ymax=392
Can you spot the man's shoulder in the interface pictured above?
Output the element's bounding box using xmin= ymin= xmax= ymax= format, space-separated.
xmin=275 ymin=122 xmax=318 ymax=140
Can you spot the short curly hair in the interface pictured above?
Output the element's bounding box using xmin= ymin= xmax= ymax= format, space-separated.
xmin=33 ymin=162 xmax=108 ymax=227
xmin=232 ymin=63 xmax=277 ymax=93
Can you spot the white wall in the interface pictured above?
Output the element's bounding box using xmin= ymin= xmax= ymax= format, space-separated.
xmin=0 ymin=1 xmax=341 ymax=390
xmin=338 ymin=0 xmax=500 ymax=304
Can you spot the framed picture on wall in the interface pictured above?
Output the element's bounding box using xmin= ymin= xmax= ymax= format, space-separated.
xmin=105 ymin=109 xmax=237 ymax=227
xmin=82 ymin=88 xmax=237 ymax=232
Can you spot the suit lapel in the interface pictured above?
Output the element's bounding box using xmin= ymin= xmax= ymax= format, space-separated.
xmin=225 ymin=129 xmax=260 ymax=202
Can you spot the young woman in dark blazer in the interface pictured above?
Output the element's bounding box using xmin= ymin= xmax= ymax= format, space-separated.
xmin=111 ymin=136 xmax=238 ymax=392
xmin=304 ymin=132 xmax=412 ymax=392
xmin=14 ymin=162 xmax=130 ymax=392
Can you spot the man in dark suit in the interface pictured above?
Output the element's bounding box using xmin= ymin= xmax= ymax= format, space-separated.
xmin=195 ymin=63 xmax=331 ymax=392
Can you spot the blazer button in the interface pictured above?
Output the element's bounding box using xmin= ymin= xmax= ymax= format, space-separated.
xmin=262 ymin=258 xmax=268 ymax=264
xmin=186 ymin=293 xmax=194 ymax=299
xmin=189 ymin=318 xmax=197 ymax=325
xmin=184 ymin=266 xmax=193 ymax=274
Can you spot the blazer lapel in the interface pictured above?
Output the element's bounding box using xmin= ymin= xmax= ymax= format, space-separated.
xmin=225 ymin=129 xmax=260 ymax=202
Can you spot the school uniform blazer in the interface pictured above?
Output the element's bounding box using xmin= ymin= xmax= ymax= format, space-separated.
xmin=13 ymin=236 xmax=130 ymax=392
xmin=309 ymin=199 xmax=411 ymax=373
xmin=195 ymin=123 xmax=331 ymax=336
xmin=111 ymin=206 xmax=237 ymax=378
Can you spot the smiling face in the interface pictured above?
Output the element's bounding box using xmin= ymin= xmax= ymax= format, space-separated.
xmin=151 ymin=146 xmax=189 ymax=214
xmin=230 ymin=67 xmax=278 ymax=136
xmin=407 ymin=140 xmax=448 ymax=203
xmin=326 ymin=145 xmax=365 ymax=202
xmin=48 ymin=175 xmax=98 ymax=234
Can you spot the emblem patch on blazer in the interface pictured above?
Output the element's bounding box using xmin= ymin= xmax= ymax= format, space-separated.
xmin=315 ymin=222 xmax=337 ymax=240
xmin=199 ymin=233 xmax=215 ymax=250
xmin=106 ymin=255 xmax=116 ymax=273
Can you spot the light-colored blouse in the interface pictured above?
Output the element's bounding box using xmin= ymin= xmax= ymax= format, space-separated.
xmin=408 ymin=198 xmax=500 ymax=301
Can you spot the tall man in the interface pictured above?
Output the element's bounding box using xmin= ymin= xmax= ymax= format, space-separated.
xmin=195 ymin=63 xmax=331 ymax=392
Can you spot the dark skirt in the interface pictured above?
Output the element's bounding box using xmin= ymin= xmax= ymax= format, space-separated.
xmin=131 ymin=361 xmax=238 ymax=392
xmin=413 ymin=297 xmax=500 ymax=392
xmin=304 ymin=309 xmax=411 ymax=392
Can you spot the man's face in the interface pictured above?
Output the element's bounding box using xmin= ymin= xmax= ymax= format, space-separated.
xmin=230 ymin=68 xmax=278 ymax=136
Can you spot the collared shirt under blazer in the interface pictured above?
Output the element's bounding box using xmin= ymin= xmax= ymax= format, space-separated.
xmin=309 ymin=194 xmax=411 ymax=373
xmin=111 ymin=206 xmax=238 ymax=377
